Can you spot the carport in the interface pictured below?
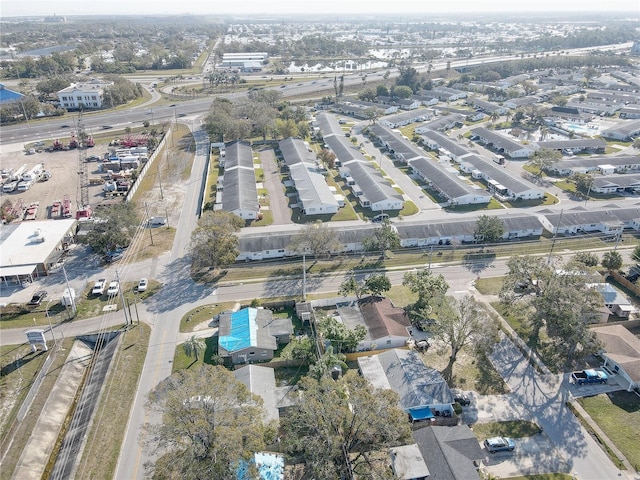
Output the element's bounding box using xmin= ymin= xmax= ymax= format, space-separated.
xmin=0 ymin=264 xmax=38 ymax=287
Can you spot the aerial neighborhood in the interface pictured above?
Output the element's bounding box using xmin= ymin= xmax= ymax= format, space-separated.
xmin=1 ymin=7 xmax=640 ymax=480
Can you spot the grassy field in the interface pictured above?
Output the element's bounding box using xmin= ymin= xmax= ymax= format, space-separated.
xmin=179 ymin=302 xmax=236 ymax=333
xmin=577 ymin=391 xmax=640 ymax=471
xmin=470 ymin=420 xmax=541 ymax=442
xmin=74 ymin=324 xmax=150 ymax=480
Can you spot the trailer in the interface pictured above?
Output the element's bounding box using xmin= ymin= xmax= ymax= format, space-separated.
xmin=51 ymin=200 xmax=61 ymax=218
xmin=62 ymin=195 xmax=72 ymax=218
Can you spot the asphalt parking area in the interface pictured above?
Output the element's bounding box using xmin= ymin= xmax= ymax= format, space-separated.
xmin=481 ymin=434 xmax=571 ymax=478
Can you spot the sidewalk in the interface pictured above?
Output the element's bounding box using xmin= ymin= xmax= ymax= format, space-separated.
xmin=569 ymin=400 xmax=636 ymax=475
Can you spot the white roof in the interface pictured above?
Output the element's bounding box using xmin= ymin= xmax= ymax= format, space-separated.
xmin=0 ymin=219 xmax=76 ymax=275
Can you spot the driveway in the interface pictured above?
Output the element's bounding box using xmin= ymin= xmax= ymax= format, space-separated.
xmin=482 ymin=434 xmax=571 ymax=479
xmin=488 ymin=333 xmax=625 ymax=480
xmin=258 ymin=148 xmax=293 ymax=225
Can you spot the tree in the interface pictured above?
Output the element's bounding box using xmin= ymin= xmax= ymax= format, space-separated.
xmin=190 ymin=211 xmax=244 ymax=272
xmin=307 ymin=347 xmax=348 ymax=380
xmin=528 ymin=148 xmax=562 ymax=179
xmin=601 ymin=250 xmax=622 ymax=271
xmin=376 ymin=84 xmax=389 ymax=97
xmin=572 ymin=172 xmax=595 ymax=196
xmin=143 ymin=366 xmax=265 ymax=479
xmin=433 ymin=295 xmax=497 ymax=377
xmin=499 ymin=254 xmax=551 ymax=302
xmin=338 ymin=273 xmax=368 ymax=300
xmin=474 ymin=215 xmax=505 ymax=244
xmin=317 ymin=148 xmax=337 ymax=169
xmin=500 ymin=256 xmax=603 ymax=363
xmin=289 ymin=221 xmax=341 ymax=259
xmin=393 ymin=85 xmax=413 ymax=98
xmin=183 ymin=335 xmax=205 ymax=362
xmin=364 ymin=273 xmax=392 ymax=297
xmin=317 ymin=314 xmax=367 ymax=353
xmin=633 ymin=244 xmax=640 ymax=262
xmin=81 ymin=203 xmax=139 ymax=255
xmin=572 ymin=252 xmax=599 ymax=267
xmin=362 ymin=221 xmax=401 ymax=254
xmin=402 ymin=269 xmax=449 ymax=323
xmin=281 ymin=372 xmax=411 ymax=479
xmin=633 ymin=137 xmax=640 ymax=151
xmin=281 ymin=336 xmax=317 ymax=364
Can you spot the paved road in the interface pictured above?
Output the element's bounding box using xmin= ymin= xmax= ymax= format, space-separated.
xmin=489 ymin=333 xmax=625 ymax=480
xmin=114 ymin=124 xmax=212 ymax=479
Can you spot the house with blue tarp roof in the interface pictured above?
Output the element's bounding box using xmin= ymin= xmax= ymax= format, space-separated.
xmin=218 ymin=307 xmax=292 ymax=365
xmin=0 ymin=84 xmax=24 ymax=104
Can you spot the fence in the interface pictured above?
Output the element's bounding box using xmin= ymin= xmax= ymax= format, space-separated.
xmin=124 ymin=128 xmax=170 ymax=203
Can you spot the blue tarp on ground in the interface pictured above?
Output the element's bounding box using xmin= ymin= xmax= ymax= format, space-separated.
xmin=408 ymin=406 xmax=434 ymax=421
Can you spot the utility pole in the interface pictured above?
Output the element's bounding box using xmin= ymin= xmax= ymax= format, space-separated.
xmin=547 ymin=209 xmax=564 ymax=265
xmin=115 ymin=269 xmax=131 ymax=326
xmin=144 ymin=202 xmax=154 ymax=245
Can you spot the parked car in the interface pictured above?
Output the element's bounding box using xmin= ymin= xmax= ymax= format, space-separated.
xmin=453 ymin=392 xmax=472 ymax=406
xmin=27 ymin=290 xmax=48 ymax=306
xmin=107 ymin=281 xmax=120 ymax=296
xmin=484 ymin=437 xmax=515 ymax=453
xmin=92 ymin=278 xmax=107 ymax=295
xmin=372 ymin=213 xmax=389 ymax=223
xmin=137 ymin=278 xmax=148 ymax=292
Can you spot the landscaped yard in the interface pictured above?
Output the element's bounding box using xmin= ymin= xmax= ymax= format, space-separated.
xmin=420 ymin=340 xmax=509 ymax=395
xmin=504 ymin=474 xmax=573 ymax=480
xmin=577 ymin=391 xmax=640 ymax=471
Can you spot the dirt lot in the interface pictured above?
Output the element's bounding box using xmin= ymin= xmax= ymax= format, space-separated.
xmin=1 ymin=147 xmax=111 ymax=220
xmin=1 ymin=127 xmax=191 ymax=223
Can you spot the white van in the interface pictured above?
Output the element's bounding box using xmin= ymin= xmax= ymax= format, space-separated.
xmin=17 ymin=180 xmax=33 ymax=191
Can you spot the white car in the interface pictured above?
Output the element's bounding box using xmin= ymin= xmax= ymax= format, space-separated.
xmin=92 ymin=278 xmax=107 ymax=295
xmin=137 ymin=278 xmax=148 ymax=292
xmin=107 ymin=281 xmax=120 ymax=296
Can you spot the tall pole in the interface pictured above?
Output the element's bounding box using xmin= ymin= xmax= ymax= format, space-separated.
xmin=115 ymin=269 xmax=131 ymax=326
xmin=46 ymin=299 xmax=56 ymax=346
xmin=302 ymin=251 xmax=307 ymax=301
xmin=62 ymin=266 xmax=76 ymax=317
xmin=157 ymin=163 xmax=164 ymax=200
xmin=547 ymin=208 xmax=564 ymax=265
xmin=144 ymin=202 xmax=154 ymax=245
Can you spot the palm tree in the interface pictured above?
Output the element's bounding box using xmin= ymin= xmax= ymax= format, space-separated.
xmin=183 ymin=335 xmax=206 ymax=362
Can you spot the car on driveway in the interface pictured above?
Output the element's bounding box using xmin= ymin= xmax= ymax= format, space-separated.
xmin=27 ymin=290 xmax=48 ymax=306
xmin=484 ymin=436 xmax=515 ymax=453
xmin=137 ymin=278 xmax=148 ymax=292
xmin=92 ymin=278 xmax=107 ymax=295
xmin=453 ymin=391 xmax=472 ymax=406
xmin=107 ymin=281 xmax=120 ymax=296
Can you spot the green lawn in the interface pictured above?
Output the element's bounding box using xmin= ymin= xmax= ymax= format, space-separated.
xmin=475 ymin=276 xmax=504 ymax=295
xmin=470 ymin=420 xmax=541 ymax=442
xmin=180 ymin=302 xmax=236 ymax=333
xmin=577 ymin=391 xmax=640 ymax=470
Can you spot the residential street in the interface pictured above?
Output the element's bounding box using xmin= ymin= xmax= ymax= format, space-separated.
xmin=487 ymin=333 xmax=629 ymax=480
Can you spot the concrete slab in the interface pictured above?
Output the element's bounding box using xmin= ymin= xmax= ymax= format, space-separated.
xmin=11 ymin=341 xmax=92 ymax=480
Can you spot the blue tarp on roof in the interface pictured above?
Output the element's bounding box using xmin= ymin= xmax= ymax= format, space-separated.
xmin=408 ymin=406 xmax=434 ymax=421
xmin=0 ymin=83 xmax=24 ymax=104
xmin=218 ymin=307 xmax=258 ymax=353
xmin=236 ymin=452 xmax=284 ymax=480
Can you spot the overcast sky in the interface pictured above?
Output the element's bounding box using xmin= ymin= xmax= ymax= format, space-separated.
xmin=2 ymin=0 xmax=637 ymax=17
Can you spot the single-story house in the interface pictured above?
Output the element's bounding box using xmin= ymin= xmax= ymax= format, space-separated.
xmin=389 ymin=444 xmax=430 ymax=480
xmin=601 ymin=120 xmax=640 ymax=141
xmin=587 ymin=283 xmax=636 ymax=318
xmin=233 ymin=365 xmax=297 ymax=423
xmin=335 ymin=296 xmax=414 ymax=351
xmin=470 ymin=127 xmax=537 ymax=159
xmin=358 ymin=348 xmax=454 ymax=421
xmin=412 ymin=425 xmax=483 ymax=480
xmin=218 ymin=307 xmax=292 ymax=365
xmin=592 ymin=325 xmax=640 ymax=392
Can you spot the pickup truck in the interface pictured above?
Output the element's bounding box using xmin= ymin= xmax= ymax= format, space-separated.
xmin=571 ymin=369 xmax=608 ymax=385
